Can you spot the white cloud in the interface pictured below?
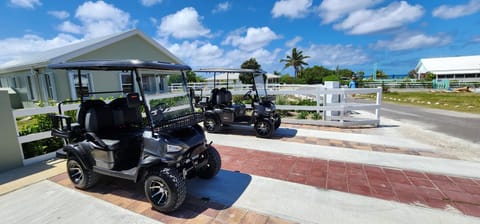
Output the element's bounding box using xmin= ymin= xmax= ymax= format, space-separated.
xmin=222 ymin=27 xmax=280 ymax=51
xmin=58 ymin=21 xmax=82 ymax=34
xmin=9 ymin=0 xmax=41 ymax=9
xmin=303 ymin=44 xmax=370 ymax=66
xmin=285 ymin=36 xmax=302 ymax=48
xmin=158 ymin=7 xmax=210 ymax=39
xmin=373 ymin=33 xmax=451 ymax=51
xmin=140 ymin=0 xmax=162 ymax=7
xmin=272 ymin=0 xmax=312 ymax=19
xmin=48 ymin=10 xmax=69 ymax=19
xmin=68 ymin=1 xmax=135 ymax=39
xmin=317 ymin=0 xmax=383 ymax=24
xmin=159 ymin=38 xmax=281 ymax=71
xmin=473 ymin=36 xmax=480 ymax=43
xmin=432 ymin=0 xmax=480 ymax=19
xmin=0 ymin=34 xmax=79 ymax=64
xmin=212 ymin=2 xmax=231 ymax=13
xmin=334 ymin=1 xmax=424 ymax=35
xmin=167 ymin=40 xmax=227 ymax=68
xmin=226 ymin=48 xmax=282 ymax=68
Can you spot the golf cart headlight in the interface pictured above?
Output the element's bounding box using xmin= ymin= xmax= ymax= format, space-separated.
xmin=166 ymin=144 xmax=183 ymax=153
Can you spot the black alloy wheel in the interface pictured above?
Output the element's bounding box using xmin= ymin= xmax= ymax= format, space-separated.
xmin=144 ymin=168 xmax=186 ymax=213
xmin=254 ymin=119 xmax=274 ymax=138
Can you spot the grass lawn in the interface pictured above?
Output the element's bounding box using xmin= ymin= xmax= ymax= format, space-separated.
xmin=364 ymin=91 xmax=480 ymax=114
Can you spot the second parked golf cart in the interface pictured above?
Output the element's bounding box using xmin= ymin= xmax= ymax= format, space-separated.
xmin=49 ymin=59 xmax=221 ymax=213
xmin=194 ymin=68 xmax=281 ymax=138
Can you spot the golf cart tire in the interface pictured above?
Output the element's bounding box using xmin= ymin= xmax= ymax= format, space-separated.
xmin=67 ymin=157 xmax=100 ymax=189
xmin=197 ymin=146 xmax=221 ymax=179
xmin=254 ymin=119 xmax=274 ymax=138
xmin=204 ymin=115 xmax=220 ymax=133
xmin=274 ymin=114 xmax=281 ymax=130
xmin=144 ymin=168 xmax=186 ymax=213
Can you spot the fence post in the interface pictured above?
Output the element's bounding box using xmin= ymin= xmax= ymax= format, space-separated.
xmin=0 ymin=90 xmax=24 ymax=172
xmin=324 ymin=81 xmax=340 ymax=120
xmin=375 ymin=87 xmax=382 ymax=126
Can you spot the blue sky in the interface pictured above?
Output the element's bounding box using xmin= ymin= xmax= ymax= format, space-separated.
xmin=1 ymin=0 xmax=480 ymax=76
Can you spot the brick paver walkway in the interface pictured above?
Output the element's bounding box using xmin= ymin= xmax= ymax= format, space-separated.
xmin=218 ymin=145 xmax=480 ymax=217
xmin=50 ymin=144 xmax=480 ymax=222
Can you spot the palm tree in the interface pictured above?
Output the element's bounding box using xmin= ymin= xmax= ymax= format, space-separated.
xmin=280 ymin=48 xmax=310 ymax=79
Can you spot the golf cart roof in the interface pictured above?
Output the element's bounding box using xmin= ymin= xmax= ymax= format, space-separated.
xmin=194 ymin=68 xmax=266 ymax=74
xmin=48 ymin=59 xmax=191 ymax=71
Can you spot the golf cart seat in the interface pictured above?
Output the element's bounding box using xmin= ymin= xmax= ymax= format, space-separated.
xmin=219 ymin=88 xmax=246 ymax=116
xmin=210 ymin=88 xmax=220 ymax=106
xmin=109 ymin=93 xmax=143 ymax=132
xmin=80 ymin=97 xmax=142 ymax=170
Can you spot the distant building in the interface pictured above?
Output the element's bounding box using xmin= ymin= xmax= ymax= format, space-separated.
xmin=415 ymin=55 xmax=480 ymax=81
xmin=205 ymin=72 xmax=279 ymax=87
xmin=0 ymin=29 xmax=184 ymax=108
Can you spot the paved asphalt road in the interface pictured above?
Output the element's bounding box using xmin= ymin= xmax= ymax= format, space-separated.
xmin=378 ymin=101 xmax=480 ymax=144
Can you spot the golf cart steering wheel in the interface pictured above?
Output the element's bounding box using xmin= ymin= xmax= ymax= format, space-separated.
xmin=151 ymin=102 xmax=170 ymax=114
xmin=243 ymin=90 xmax=252 ymax=100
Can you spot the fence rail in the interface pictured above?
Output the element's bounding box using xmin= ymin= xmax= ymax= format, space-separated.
xmin=12 ymin=84 xmax=382 ymax=165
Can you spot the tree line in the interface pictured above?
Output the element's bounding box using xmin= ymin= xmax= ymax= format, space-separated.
xmin=186 ymin=47 xmax=429 ymax=85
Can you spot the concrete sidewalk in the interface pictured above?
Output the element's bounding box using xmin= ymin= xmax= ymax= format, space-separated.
xmin=1 ymin=119 xmax=479 ymax=223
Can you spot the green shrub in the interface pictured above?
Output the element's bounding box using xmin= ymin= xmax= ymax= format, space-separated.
xmin=18 ymin=113 xmax=66 ymax=159
xmin=295 ymin=99 xmax=316 ymax=106
xmin=297 ymin=111 xmax=309 ymax=119
xmin=312 ymin=112 xmax=322 ymax=120
xmin=22 ymin=138 xmax=64 ymax=159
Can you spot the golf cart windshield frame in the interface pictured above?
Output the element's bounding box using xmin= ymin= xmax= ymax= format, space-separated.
xmin=194 ymin=68 xmax=267 ymax=98
xmin=48 ymin=59 xmax=192 ymax=132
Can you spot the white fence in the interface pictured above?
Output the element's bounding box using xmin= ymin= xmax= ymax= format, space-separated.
xmin=11 ymin=84 xmax=382 ymax=166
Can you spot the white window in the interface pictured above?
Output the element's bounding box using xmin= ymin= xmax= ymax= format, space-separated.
xmin=26 ymin=76 xmax=37 ymax=100
xmin=119 ymin=73 xmax=134 ymax=93
xmin=9 ymin=77 xmax=17 ymax=88
xmin=39 ymin=73 xmax=57 ymax=101
xmin=69 ymin=71 xmax=93 ymax=100
xmin=142 ymin=75 xmax=156 ymax=94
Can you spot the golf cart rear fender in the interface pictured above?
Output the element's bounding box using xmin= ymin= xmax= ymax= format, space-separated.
xmin=65 ymin=142 xmax=95 ymax=169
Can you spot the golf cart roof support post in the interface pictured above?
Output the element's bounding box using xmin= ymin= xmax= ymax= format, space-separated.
xmin=130 ymin=69 xmax=135 ymax=94
xmin=77 ymin=69 xmax=84 ymax=104
xmin=134 ymin=68 xmax=154 ymax=134
xmin=227 ymin=73 xmax=229 ymax=89
xmin=180 ymin=70 xmax=195 ymax=112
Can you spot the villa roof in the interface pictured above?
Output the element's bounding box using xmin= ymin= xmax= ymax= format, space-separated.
xmin=0 ymin=29 xmax=184 ymax=73
xmin=415 ymin=55 xmax=480 ymax=75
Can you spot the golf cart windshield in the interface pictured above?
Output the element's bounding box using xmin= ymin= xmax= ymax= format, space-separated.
xmin=253 ymin=73 xmax=267 ymax=98
xmin=139 ymin=69 xmax=192 ymax=120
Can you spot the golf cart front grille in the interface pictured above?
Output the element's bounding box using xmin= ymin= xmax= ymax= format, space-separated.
xmin=155 ymin=112 xmax=204 ymax=130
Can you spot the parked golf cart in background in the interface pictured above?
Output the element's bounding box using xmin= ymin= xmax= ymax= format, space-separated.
xmin=49 ymin=60 xmax=221 ymax=213
xmin=193 ymin=68 xmax=281 ymax=138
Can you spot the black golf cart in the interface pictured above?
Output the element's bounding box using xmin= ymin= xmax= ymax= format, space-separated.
xmin=49 ymin=59 xmax=221 ymax=213
xmin=194 ymin=68 xmax=281 ymax=138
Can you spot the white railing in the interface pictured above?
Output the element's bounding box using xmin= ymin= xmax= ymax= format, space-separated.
xmin=220 ymin=86 xmax=382 ymax=127
xmin=13 ymin=84 xmax=382 ymax=164
xmin=13 ymin=103 xmax=80 ymax=165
